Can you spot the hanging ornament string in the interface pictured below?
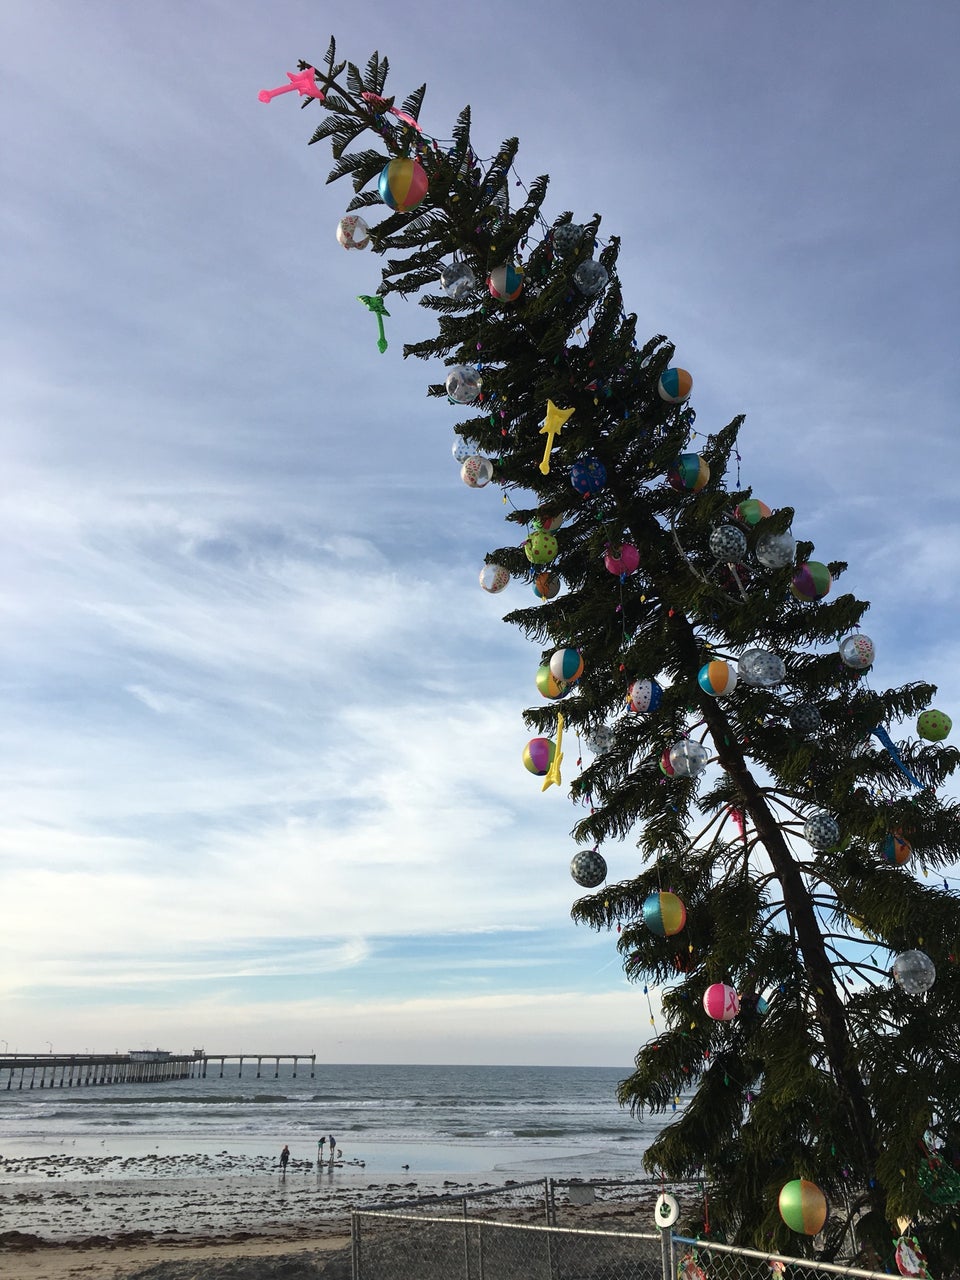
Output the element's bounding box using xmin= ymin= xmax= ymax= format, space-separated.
xmin=872 ymin=726 xmax=925 ymax=791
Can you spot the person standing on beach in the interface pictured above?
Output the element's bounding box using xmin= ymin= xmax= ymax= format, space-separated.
xmin=280 ymin=1144 xmax=290 ymax=1174
xmin=328 ymin=1133 xmax=336 ymax=1162
xmin=317 ymin=1135 xmax=326 ymax=1165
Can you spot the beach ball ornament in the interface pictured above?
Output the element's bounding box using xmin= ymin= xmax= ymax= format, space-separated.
xmin=643 ymin=891 xmax=687 ymax=938
xmin=756 ymin=530 xmax=797 ymax=570
xmin=839 ymin=633 xmax=875 ymax=670
xmin=918 ymin=709 xmax=952 ymax=741
xmin=735 ymin=498 xmax=772 ymax=526
xmin=629 ymin=678 xmax=663 ymax=713
xmin=532 ymin=571 xmax=561 ymax=600
xmin=698 ymin=660 xmax=738 ymax=697
xmin=892 ymin=949 xmax=936 ymax=995
xmin=452 ymin=437 xmax=473 ymax=463
xmin=571 ymin=848 xmax=606 ymax=888
xmin=524 ymin=531 xmax=558 ymax=565
xmin=533 ymin=511 xmax=565 ymax=534
xmin=336 ymin=214 xmax=371 ymax=249
xmin=461 ymin=455 xmax=494 ymax=488
xmin=550 ymin=647 xmax=584 ymax=685
xmin=739 ymin=648 xmax=786 ymax=687
xmin=778 ymin=1180 xmax=828 ymax=1235
xmin=804 ymin=812 xmax=840 ymax=850
xmin=479 ymin=563 xmax=509 ymax=594
xmin=791 ymin=561 xmax=832 ymax=601
xmin=668 ymin=739 xmax=711 ymax=778
xmin=536 ymin=663 xmax=567 ymax=700
xmin=709 ymin=526 xmax=747 ymax=562
xmin=378 ymin=156 xmax=428 ymax=211
xmin=571 ymin=457 xmax=607 ymax=495
xmin=668 ymin=454 xmax=710 ymax=493
xmin=882 ymin=829 xmax=912 ymax=865
xmin=789 ymin=704 xmax=822 ymax=736
xmin=604 ymin=543 xmax=640 ymax=575
xmin=440 ymin=261 xmax=477 ymax=300
xmin=658 ymin=367 xmax=693 ymax=404
xmin=659 ymin=749 xmax=676 ymax=777
xmin=445 ymin=364 xmax=482 ymax=404
xmin=523 ymin=737 xmax=557 ymax=776
xmin=573 ymin=258 xmax=608 ymax=297
xmin=487 ymin=262 xmax=524 ymax=301
xmin=703 ymin=983 xmax=740 ymax=1021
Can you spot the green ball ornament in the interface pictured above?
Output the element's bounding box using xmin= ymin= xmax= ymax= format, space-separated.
xmin=778 ymin=1179 xmax=828 ymax=1235
xmin=524 ymin=531 xmax=558 ymax=564
xmin=918 ymin=709 xmax=952 ymax=741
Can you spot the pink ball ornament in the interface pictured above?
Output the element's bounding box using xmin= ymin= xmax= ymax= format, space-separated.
xmin=703 ymin=983 xmax=740 ymax=1021
xmin=604 ymin=543 xmax=640 ymax=575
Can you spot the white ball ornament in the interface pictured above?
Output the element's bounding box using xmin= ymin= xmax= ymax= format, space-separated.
xmin=892 ymin=949 xmax=936 ymax=995
xmin=756 ymin=530 xmax=797 ymax=569
xmin=668 ymin=739 xmax=711 ymax=778
xmin=452 ymin=437 xmax=473 ymax=463
xmin=479 ymin=563 xmax=509 ymax=594
xmin=585 ymin=726 xmax=616 ymax=755
xmin=839 ymin=634 xmax=875 ymax=670
xmin=573 ymin=259 xmax=609 ymax=297
xmin=804 ymin=812 xmax=840 ymax=850
xmin=738 ymin=648 xmax=786 ymax=687
xmin=460 ymin=456 xmax=494 ymax=488
xmin=336 ymin=214 xmax=371 ymax=249
xmin=445 ymin=365 xmax=483 ymax=404
xmin=439 ymin=261 xmax=477 ymax=300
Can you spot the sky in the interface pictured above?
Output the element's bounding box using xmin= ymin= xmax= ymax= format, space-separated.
xmin=0 ymin=0 xmax=957 ymax=1067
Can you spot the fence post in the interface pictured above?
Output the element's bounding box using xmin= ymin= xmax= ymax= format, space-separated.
xmin=351 ymin=1212 xmax=361 ymax=1280
xmin=544 ymin=1177 xmax=556 ymax=1227
xmin=659 ymin=1226 xmax=674 ymax=1280
xmin=462 ymin=1196 xmax=470 ymax=1280
xmin=477 ymin=1220 xmax=485 ymax=1280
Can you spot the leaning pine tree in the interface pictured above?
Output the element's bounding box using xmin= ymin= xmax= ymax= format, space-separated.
xmin=266 ymin=39 xmax=960 ymax=1267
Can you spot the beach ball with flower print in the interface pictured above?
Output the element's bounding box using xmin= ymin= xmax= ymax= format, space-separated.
xmin=532 ymin=571 xmax=561 ymax=600
xmin=487 ymin=263 xmax=524 ymax=301
xmin=536 ymin=664 xmax=567 ymax=700
xmin=734 ymin=498 xmax=771 ymax=526
xmin=698 ymin=660 xmax=738 ymax=697
xmin=804 ymin=812 xmax=839 ymax=850
xmin=839 ymin=633 xmax=875 ymax=670
xmin=524 ymin=531 xmax=558 ymax=565
xmin=918 ymin=709 xmax=952 ymax=741
xmin=446 ymin=365 xmax=482 ymax=404
xmin=570 ymin=848 xmax=606 ymax=888
xmin=336 ymin=214 xmax=371 ymax=249
xmin=523 ymin=737 xmax=556 ymax=777
xmin=550 ymin=647 xmax=584 ymax=686
xmin=479 ymin=563 xmax=509 ymax=594
xmin=658 ymin=367 xmax=693 ymax=404
xmin=739 ymin=648 xmax=786 ymax=687
xmin=778 ymin=1180 xmax=828 ymax=1235
xmin=643 ymin=891 xmax=687 ymax=938
xmin=571 ymin=457 xmax=607 ymax=495
xmin=604 ymin=543 xmax=640 ymax=575
xmin=703 ymin=983 xmax=740 ymax=1021
xmin=791 ymin=561 xmax=832 ymax=601
xmin=709 ymin=526 xmax=747 ymax=562
xmin=668 ymin=454 xmax=710 ymax=493
xmin=461 ymin=456 xmax=494 ymax=488
xmin=628 ymin=679 xmax=663 ymax=713
xmin=378 ymin=157 xmax=428 ymax=211
xmin=881 ymin=830 xmax=912 ymax=865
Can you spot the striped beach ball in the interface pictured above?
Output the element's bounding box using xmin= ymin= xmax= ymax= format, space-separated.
xmin=628 ymin=678 xmax=663 ymax=713
xmin=524 ymin=531 xmax=558 ymax=564
xmin=658 ymin=367 xmax=693 ymax=404
xmin=570 ymin=848 xmax=607 ymax=888
xmin=571 ymin=457 xmax=607 ymax=495
xmin=642 ymin=891 xmax=687 ymax=938
xmin=532 ymin=571 xmax=561 ymax=600
xmin=698 ymin=660 xmax=738 ymax=697
xmin=536 ymin=663 xmax=567 ymax=700
xmin=702 ymin=983 xmax=740 ymax=1021
xmin=778 ymin=1180 xmax=828 ymax=1235
xmin=881 ymin=830 xmax=912 ymax=865
xmin=549 ymin=647 xmax=584 ymax=685
xmin=790 ymin=561 xmax=832 ymax=601
xmin=336 ymin=214 xmax=370 ymax=249
xmin=918 ymin=709 xmax=952 ymax=741
xmin=734 ymin=498 xmax=771 ymax=526
xmin=523 ymin=737 xmax=556 ymax=776
xmin=479 ymin=563 xmax=509 ymax=594
xmin=378 ymin=157 xmax=428 ymax=211
xmin=487 ymin=263 xmax=524 ymax=301
xmin=604 ymin=543 xmax=640 ymax=575
xmin=668 ymin=454 xmax=710 ymax=493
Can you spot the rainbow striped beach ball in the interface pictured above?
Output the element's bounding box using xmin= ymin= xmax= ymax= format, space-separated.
xmin=487 ymin=263 xmax=524 ymax=301
xmin=703 ymin=982 xmax=740 ymax=1021
xmin=790 ymin=561 xmax=832 ymax=601
xmin=658 ymin=367 xmax=693 ymax=404
xmin=881 ymin=831 xmax=912 ymax=865
xmin=536 ymin=663 xmax=567 ymax=700
xmin=642 ymin=891 xmax=687 ymax=937
xmin=734 ymin=498 xmax=771 ymax=526
xmin=698 ymin=660 xmax=738 ymax=697
xmin=778 ymin=1180 xmax=828 ymax=1236
xmin=668 ymin=454 xmax=710 ymax=493
xmin=378 ymin=157 xmax=429 ymax=212
xmin=549 ymin=647 xmax=584 ymax=685
xmin=523 ymin=737 xmax=556 ymax=776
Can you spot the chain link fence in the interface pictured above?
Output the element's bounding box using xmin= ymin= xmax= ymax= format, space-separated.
xmin=672 ymin=1235 xmax=893 ymax=1280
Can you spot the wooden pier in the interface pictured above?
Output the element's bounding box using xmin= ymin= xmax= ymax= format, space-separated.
xmin=0 ymin=1051 xmax=316 ymax=1090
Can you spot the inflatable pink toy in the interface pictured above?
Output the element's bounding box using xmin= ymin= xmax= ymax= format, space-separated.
xmin=259 ymin=68 xmax=325 ymax=104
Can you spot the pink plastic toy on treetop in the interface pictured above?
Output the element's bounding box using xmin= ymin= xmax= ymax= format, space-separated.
xmin=361 ymin=91 xmax=422 ymax=132
xmin=258 ymin=68 xmax=325 ymax=104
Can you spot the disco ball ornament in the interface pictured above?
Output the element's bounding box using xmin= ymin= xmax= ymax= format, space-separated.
xmin=839 ymin=633 xmax=875 ymax=670
xmin=628 ymin=679 xmax=663 ymax=713
xmin=791 ymin=561 xmax=832 ymax=601
xmin=533 ymin=510 xmax=565 ymax=534
xmin=604 ymin=543 xmax=640 ymax=575
xmin=549 ymin=647 xmax=584 ymax=685
xmin=892 ymin=949 xmax=936 ymax=995
xmin=709 ymin=526 xmax=748 ymax=562
xmin=703 ymin=983 xmax=740 ymax=1021
xmin=572 ymin=258 xmax=609 ymax=297
xmin=336 ymin=214 xmax=371 ymax=249
xmin=570 ymin=457 xmax=607 ymax=495
xmin=445 ymin=365 xmax=482 ymax=404
xmin=734 ymin=498 xmax=772 ymax=526
xmin=523 ymin=737 xmax=556 ymax=776
xmin=778 ymin=1180 xmax=828 ymax=1235
xmin=585 ymin=725 xmax=616 ymax=755
xmin=698 ymin=660 xmax=738 ymax=697
xmin=439 ymin=261 xmax=477 ymax=300
xmin=658 ymin=367 xmax=693 ymax=404
xmin=738 ymin=648 xmax=786 ymax=687
xmin=460 ymin=456 xmax=494 ymax=488
xmin=668 ymin=739 xmax=711 ymax=778
xmin=487 ymin=262 xmax=524 ymax=301
xmin=804 ymin=812 xmax=840 ymax=850
xmin=552 ymin=222 xmax=584 ymax=255
xmin=524 ymin=531 xmax=558 ymax=565
xmin=452 ymin=437 xmax=473 ymax=463
xmin=479 ymin=563 xmax=509 ymax=594
xmin=756 ymin=530 xmax=797 ymax=569
xmin=881 ymin=830 xmax=912 ymax=865
xmin=378 ymin=157 xmax=428 ymax=211
xmin=918 ymin=709 xmax=952 ymax=741
xmin=789 ymin=704 xmax=822 ymax=736
xmin=536 ymin=663 xmax=567 ymax=700
xmin=643 ymin=891 xmax=687 ymax=938
xmin=668 ymin=454 xmax=710 ymax=492
xmin=532 ymin=571 xmax=561 ymax=600
xmin=570 ymin=848 xmax=606 ymax=888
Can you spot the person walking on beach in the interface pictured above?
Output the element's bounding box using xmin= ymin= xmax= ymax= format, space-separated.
xmin=279 ymin=1144 xmax=290 ymax=1174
